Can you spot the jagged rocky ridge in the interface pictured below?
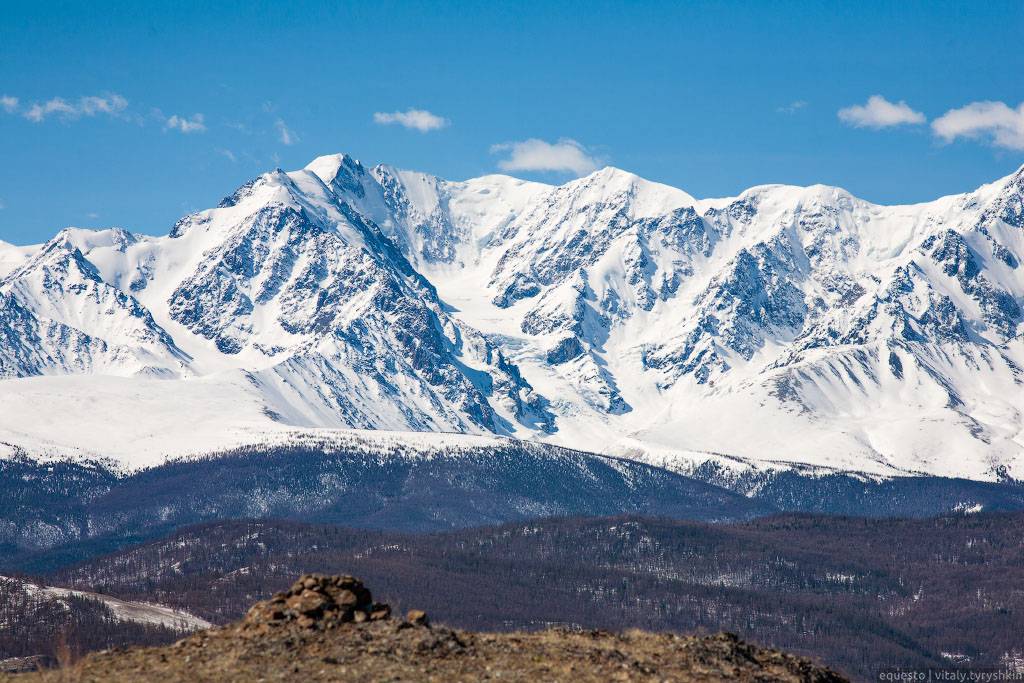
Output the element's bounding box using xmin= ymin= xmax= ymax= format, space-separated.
xmin=1 ymin=158 xmax=1023 ymax=479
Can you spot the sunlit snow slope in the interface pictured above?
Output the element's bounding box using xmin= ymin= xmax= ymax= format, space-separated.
xmin=1 ymin=154 xmax=1023 ymax=479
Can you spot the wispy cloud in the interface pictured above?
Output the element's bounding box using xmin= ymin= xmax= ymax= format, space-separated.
xmin=373 ymin=108 xmax=449 ymax=132
xmin=79 ymin=95 xmax=129 ymax=117
xmin=0 ymin=198 xmax=6 ymax=210
xmin=23 ymin=93 xmax=129 ymax=123
xmin=275 ymin=119 xmax=298 ymax=145
xmin=217 ymin=148 xmax=238 ymax=162
xmin=24 ymin=98 xmax=77 ymax=122
xmin=777 ymin=100 xmax=808 ymax=114
xmin=838 ymin=95 xmax=925 ymax=129
xmin=164 ymin=113 xmax=206 ymax=134
xmin=932 ymin=101 xmax=1024 ymax=151
xmin=490 ymin=138 xmax=600 ymax=176
xmin=0 ymin=95 xmax=18 ymax=114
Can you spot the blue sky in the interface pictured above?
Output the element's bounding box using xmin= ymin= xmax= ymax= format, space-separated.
xmin=1 ymin=0 xmax=1023 ymax=245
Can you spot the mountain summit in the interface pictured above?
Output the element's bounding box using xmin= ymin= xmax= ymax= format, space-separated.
xmin=1 ymin=156 xmax=1023 ymax=480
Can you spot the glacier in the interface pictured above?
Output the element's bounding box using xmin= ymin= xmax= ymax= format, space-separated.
xmin=1 ymin=154 xmax=1022 ymax=480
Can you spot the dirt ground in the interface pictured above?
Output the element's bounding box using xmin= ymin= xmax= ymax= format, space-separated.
xmin=4 ymin=621 xmax=848 ymax=682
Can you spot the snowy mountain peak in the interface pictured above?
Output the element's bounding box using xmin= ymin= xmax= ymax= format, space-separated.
xmin=1 ymin=156 xmax=1023 ymax=482
xmin=560 ymin=165 xmax=698 ymax=217
xmin=304 ymin=152 xmax=371 ymax=195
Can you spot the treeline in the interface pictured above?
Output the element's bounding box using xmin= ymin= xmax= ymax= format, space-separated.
xmin=6 ymin=441 xmax=1024 ymax=572
xmin=688 ymin=461 xmax=1024 ymax=517
xmin=2 ymin=443 xmax=764 ymax=572
xmin=47 ymin=512 xmax=1024 ymax=681
xmin=0 ymin=456 xmax=115 ymax=553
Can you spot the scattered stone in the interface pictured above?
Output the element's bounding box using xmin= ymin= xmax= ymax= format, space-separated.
xmin=406 ymin=609 xmax=429 ymax=627
xmin=0 ymin=655 xmax=52 ymax=674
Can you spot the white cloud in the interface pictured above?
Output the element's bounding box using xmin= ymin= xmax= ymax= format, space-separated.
xmin=838 ymin=95 xmax=925 ymax=129
xmin=931 ymin=101 xmax=1024 ymax=151
xmin=80 ymin=94 xmax=128 ymax=116
xmin=275 ymin=118 xmax=298 ymax=145
xmin=164 ymin=113 xmax=206 ymax=134
xmin=777 ymin=100 xmax=807 ymax=114
xmin=490 ymin=138 xmax=599 ymax=176
xmin=0 ymin=95 xmax=17 ymax=113
xmin=373 ymin=108 xmax=449 ymax=132
xmin=25 ymin=97 xmax=76 ymax=122
xmin=217 ymin=148 xmax=238 ymax=162
xmin=23 ymin=93 xmax=129 ymax=122
xmin=0 ymin=198 xmax=5 ymax=210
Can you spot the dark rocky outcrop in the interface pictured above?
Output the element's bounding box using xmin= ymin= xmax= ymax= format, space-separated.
xmin=243 ymin=574 xmax=391 ymax=631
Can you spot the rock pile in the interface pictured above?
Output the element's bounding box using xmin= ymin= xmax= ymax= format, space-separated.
xmin=244 ymin=574 xmax=393 ymax=630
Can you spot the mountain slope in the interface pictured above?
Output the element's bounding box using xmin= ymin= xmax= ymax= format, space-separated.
xmin=1 ymin=156 xmax=1023 ymax=480
xmin=0 ymin=576 xmax=210 ymax=631
xmin=0 ymin=432 xmax=772 ymax=563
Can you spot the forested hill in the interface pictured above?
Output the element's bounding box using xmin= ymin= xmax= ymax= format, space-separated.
xmin=37 ymin=512 xmax=1024 ymax=681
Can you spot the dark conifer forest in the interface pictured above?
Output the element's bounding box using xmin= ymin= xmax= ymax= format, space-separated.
xmin=5 ymin=512 xmax=1016 ymax=681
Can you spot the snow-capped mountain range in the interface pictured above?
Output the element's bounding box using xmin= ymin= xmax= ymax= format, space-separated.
xmin=1 ymin=154 xmax=1023 ymax=480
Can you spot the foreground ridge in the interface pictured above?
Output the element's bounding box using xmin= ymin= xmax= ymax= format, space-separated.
xmin=5 ymin=574 xmax=848 ymax=682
